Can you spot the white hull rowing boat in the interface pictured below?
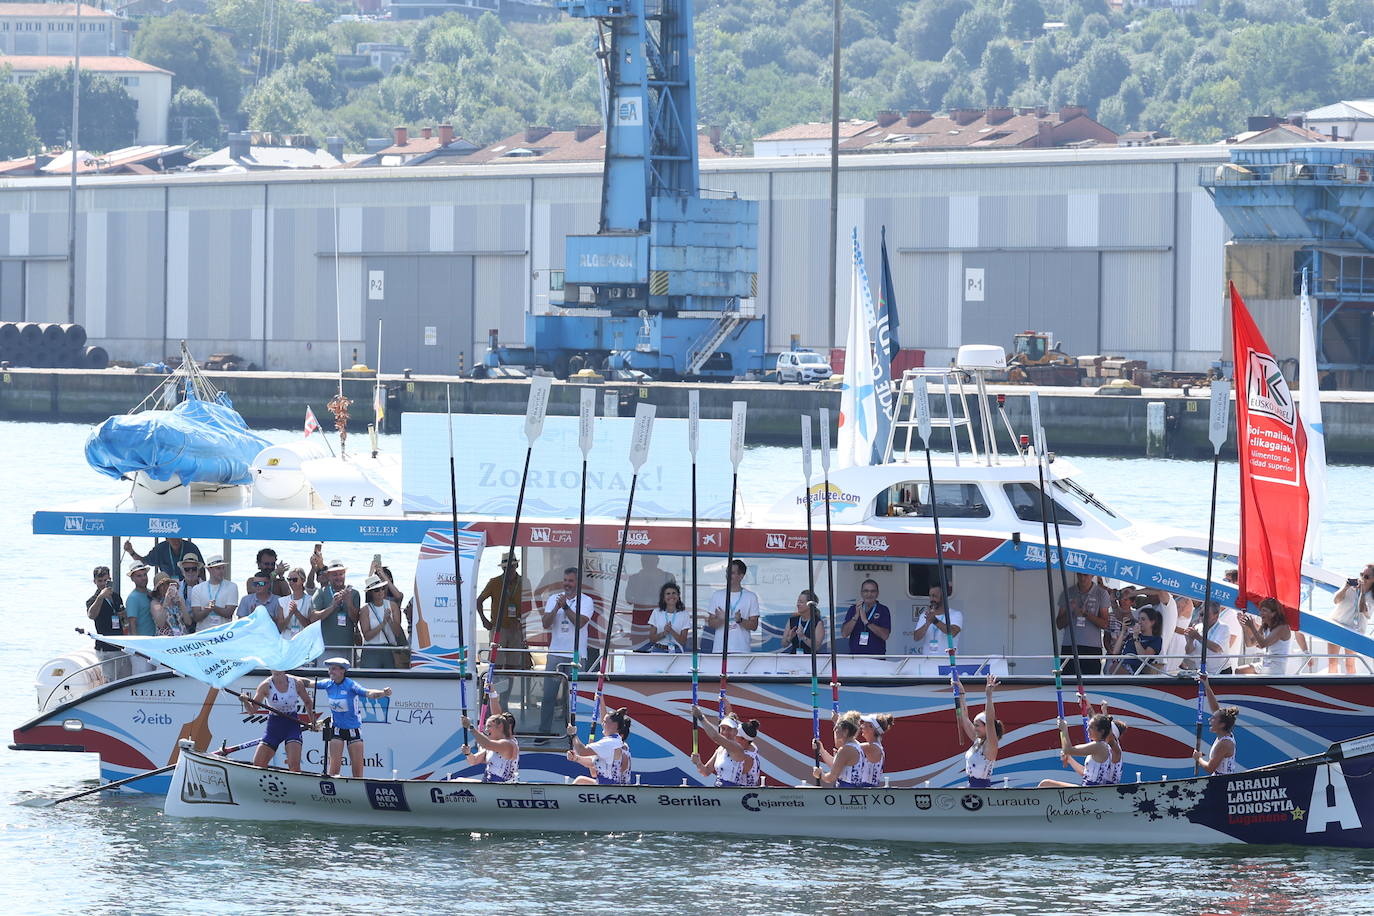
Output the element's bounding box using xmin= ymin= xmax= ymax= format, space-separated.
xmin=164 ymin=737 xmax=1374 ymax=848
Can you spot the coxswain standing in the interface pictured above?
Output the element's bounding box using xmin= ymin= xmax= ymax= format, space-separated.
xmin=315 ymin=657 xmax=392 ymax=778
xmin=242 ymin=670 xmax=316 ymax=772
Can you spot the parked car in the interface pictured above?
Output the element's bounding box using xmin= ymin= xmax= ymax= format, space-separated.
xmin=776 ymin=350 xmax=833 ymax=383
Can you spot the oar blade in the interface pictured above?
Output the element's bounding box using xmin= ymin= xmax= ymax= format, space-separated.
xmin=629 ymin=403 xmax=656 ymax=470
xmin=801 ymin=415 xmax=813 ymax=482
xmin=729 ymin=400 xmax=747 ymax=468
xmin=915 ymin=376 xmax=933 ymax=446
xmin=1209 ymin=379 xmax=1231 ymax=453
xmin=524 ymin=374 xmax=554 ymax=444
xmin=818 ymin=408 xmax=832 ymax=471
xmin=1028 ymin=391 xmax=1045 ymax=456
xmin=578 ymin=387 xmax=596 ymax=456
xmin=687 ymin=389 xmax=700 ymax=458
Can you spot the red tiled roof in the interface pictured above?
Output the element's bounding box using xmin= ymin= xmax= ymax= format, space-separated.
xmin=837 ymin=110 xmax=1116 ymax=152
xmin=0 ymin=55 xmax=171 ymax=74
xmin=755 ymin=120 xmax=873 ymax=142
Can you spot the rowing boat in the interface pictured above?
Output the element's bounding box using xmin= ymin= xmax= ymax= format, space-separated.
xmin=164 ymin=735 xmax=1374 ymax=847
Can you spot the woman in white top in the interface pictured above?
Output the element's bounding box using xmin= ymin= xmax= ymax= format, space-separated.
xmin=812 ymin=714 xmax=864 ymax=787
xmin=691 ymin=705 xmax=762 ymax=787
xmin=1330 ymin=566 xmax=1374 ymax=674
xmin=457 ymin=699 xmax=520 ymax=783
xmin=956 ymin=674 xmax=1001 ymax=788
xmin=643 ymin=583 xmax=690 ymax=653
xmin=854 ymin=713 xmax=891 ymax=787
xmin=568 ymin=707 xmax=633 ymax=785
xmin=1193 ymin=674 xmax=1242 ymax=775
xmin=1039 ymin=714 xmax=1118 ymax=788
xmin=281 ymin=566 xmax=314 ymax=638
xmin=359 ymin=574 xmax=402 ymax=668
xmin=1235 ymin=597 xmax=1293 ymax=676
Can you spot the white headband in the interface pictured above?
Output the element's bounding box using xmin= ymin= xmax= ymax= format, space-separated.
xmin=860 ymin=714 xmax=885 ymax=734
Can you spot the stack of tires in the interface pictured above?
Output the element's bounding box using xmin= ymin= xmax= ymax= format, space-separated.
xmin=0 ymin=322 xmax=107 ymax=368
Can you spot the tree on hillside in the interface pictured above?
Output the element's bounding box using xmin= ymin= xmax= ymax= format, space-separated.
xmin=131 ymin=12 xmax=242 ymax=114
xmin=951 ymin=8 xmax=1003 ymax=65
xmin=27 ymin=68 xmax=136 ymax=151
xmin=979 ymin=40 xmax=1023 ymax=105
xmin=168 ymin=87 xmax=222 ymax=148
xmin=242 ymin=70 xmax=317 ymax=133
xmin=209 ymin=0 xmax=331 ymax=80
xmin=0 ymin=67 xmax=35 ymax=158
xmin=1005 ymin=0 xmax=1045 ymax=38
xmin=896 ymin=0 xmax=972 ymax=61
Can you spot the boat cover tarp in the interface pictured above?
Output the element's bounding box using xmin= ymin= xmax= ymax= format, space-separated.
xmin=85 ymin=394 xmax=271 ymax=485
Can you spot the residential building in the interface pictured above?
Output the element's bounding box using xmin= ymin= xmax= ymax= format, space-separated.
xmin=2 ymin=55 xmax=171 ymax=144
xmin=1303 ymin=100 xmax=1374 ymax=142
xmin=186 ymin=132 xmax=345 ymax=171
xmin=1227 ymin=115 xmax=1330 ymax=145
xmin=349 ymin=125 xmax=477 ymax=167
xmin=465 ymin=125 xmax=732 ymax=164
xmin=0 ymin=3 xmax=127 ymax=56
xmin=355 ymin=42 xmax=409 ymax=76
xmin=753 ymin=107 xmax=1117 ymax=157
xmin=1117 ymin=130 xmax=1179 ymax=147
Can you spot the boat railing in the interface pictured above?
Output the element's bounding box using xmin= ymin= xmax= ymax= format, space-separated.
xmin=38 ymin=652 xmax=140 ymax=712
xmin=884 ymin=365 xmax=1028 ymax=469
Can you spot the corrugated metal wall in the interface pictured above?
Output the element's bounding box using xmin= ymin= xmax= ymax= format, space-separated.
xmin=0 ymin=148 xmax=1235 ymax=372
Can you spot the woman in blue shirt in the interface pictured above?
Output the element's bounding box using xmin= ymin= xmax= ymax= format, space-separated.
xmin=315 ymin=657 xmax=392 ymax=777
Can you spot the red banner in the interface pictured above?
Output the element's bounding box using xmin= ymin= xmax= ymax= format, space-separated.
xmin=1231 ymin=283 xmax=1308 ymax=628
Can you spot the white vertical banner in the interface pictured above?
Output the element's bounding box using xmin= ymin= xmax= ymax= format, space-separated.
xmin=837 ymin=229 xmax=879 ymax=469
xmin=1298 ymin=272 xmax=1326 ymax=568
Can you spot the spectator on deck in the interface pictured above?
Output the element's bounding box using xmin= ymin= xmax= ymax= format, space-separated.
xmin=87 ymin=565 xmax=130 ymax=680
xmin=1330 ymin=565 xmax=1373 ymax=675
xmin=253 ymin=548 xmax=291 ymax=598
xmin=477 ymin=553 xmax=531 ymax=672
xmin=281 ymin=567 xmax=313 ymax=638
xmin=840 ymin=579 xmax=891 ymax=655
xmin=123 ymin=563 xmax=155 ymax=672
xmin=236 ymin=572 xmax=284 ymax=624
xmin=1236 ymin=597 xmax=1294 ymax=676
xmin=190 ymin=556 xmax=239 ymax=628
xmin=176 ymin=555 xmax=204 ymax=631
xmin=914 ymin=586 xmax=963 ymax=658
xmin=1108 ymin=606 xmax=1164 ymax=674
xmin=782 ymin=589 xmax=825 ymax=655
xmin=123 ymin=536 xmax=202 ymax=581
xmin=310 ymin=560 xmax=360 ymax=665
xmin=1185 ymin=601 xmax=1239 ymax=675
xmin=1055 ymin=573 xmax=1111 ymax=675
xmin=150 ymin=573 xmax=188 ymax=635
xmin=706 ymin=560 xmax=759 ymax=655
xmin=536 ymin=567 xmax=594 ymax=739
xmin=642 ymin=582 xmax=690 ymax=653
xmin=359 ymin=573 xmax=404 ymax=668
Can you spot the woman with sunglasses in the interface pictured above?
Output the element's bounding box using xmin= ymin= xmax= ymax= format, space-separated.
xmin=281 ymin=566 xmax=314 ymax=639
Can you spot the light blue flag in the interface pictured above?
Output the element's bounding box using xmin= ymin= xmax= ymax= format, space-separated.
xmin=93 ymin=608 xmax=325 ymax=687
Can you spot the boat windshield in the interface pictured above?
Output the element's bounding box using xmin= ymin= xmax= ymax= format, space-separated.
xmin=1002 ymin=482 xmax=1082 ymax=526
xmin=1054 ymin=477 xmax=1130 ymax=531
xmin=878 ymin=482 xmax=991 ymax=519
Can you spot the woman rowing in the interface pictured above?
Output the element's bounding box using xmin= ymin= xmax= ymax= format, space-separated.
xmin=812 ymin=713 xmax=864 ymax=787
xmin=855 ymin=713 xmax=892 ymax=787
xmin=691 ymin=705 xmax=762 ymax=787
xmin=457 ymin=696 xmax=519 ymax=783
xmin=1039 ymin=713 xmax=1119 ymax=788
xmin=1193 ymin=673 xmax=1242 ymax=775
xmin=956 ymin=674 xmax=1002 ymax=788
xmin=241 ymin=669 xmax=315 ymax=772
xmin=567 ymin=708 xmax=633 ymax=785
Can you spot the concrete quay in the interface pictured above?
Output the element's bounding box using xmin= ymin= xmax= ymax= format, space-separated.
xmin=3 ymin=368 xmax=1373 ymax=463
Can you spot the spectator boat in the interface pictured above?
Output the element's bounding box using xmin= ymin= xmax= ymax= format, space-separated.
xmin=15 ymin=352 xmax=1374 ymax=793
xmin=162 ymin=735 xmax=1374 ymax=848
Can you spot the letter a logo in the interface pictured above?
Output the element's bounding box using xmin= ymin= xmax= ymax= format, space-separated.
xmin=1307 ymin=765 xmax=1362 ymax=834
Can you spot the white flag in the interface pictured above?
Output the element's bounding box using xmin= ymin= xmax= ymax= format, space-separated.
xmin=1298 ymin=271 xmax=1326 ymax=567
xmin=836 ymin=229 xmax=879 ymax=469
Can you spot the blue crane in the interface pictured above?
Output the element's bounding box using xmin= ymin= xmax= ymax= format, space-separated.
xmin=486 ymin=0 xmax=765 ymax=379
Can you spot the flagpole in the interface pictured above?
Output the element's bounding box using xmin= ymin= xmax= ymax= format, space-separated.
xmin=688 ymin=390 xmax=701 ymax=758
xmin=718 ymin=401 xmax=747 ymax=717
xmin=800 ymin=415 xmax=822 ymax=778
xmin=819 ymin=406 xmax=840 ymax=720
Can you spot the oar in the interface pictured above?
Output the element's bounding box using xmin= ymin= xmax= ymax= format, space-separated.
xmin=718 ymin=401 xmax=747 ymax=717
xmin=819 ymin=406 xmax=840 ymax=721
xmin=445 ymin=384 xmax=470 ymax=750
xmin=1031 ymin=392 xmax=1088 ymax=735
xmin=480 ymin=375 xmax=552 ymax=724
xmin=592 ymin=403 xmax=656 ymax=735
xmin=569 ymin=387 xmax=596 ymax=741
xmin=801 ymin=415 xmax=822 ymax=780
xmin=915 ymin=378 xmax=963 ymax=744
xmin=1027 ymin=392 xmax=1068 ymax=732
xmin=1196 ymin=379 xmax=1230 ymax=774
xmin=688 ymin=390 xmax=702 ymax=759
xmin=18 ymin=738 xmax=262 ymax=808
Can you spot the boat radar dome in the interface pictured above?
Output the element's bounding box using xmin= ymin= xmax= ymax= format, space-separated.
xmin=956 ymin=345 xmax=1007 ymax=371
